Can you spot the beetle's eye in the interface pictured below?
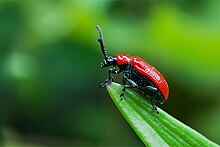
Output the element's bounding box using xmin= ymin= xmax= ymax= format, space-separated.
xmin=108 ymin=56 xmax=112 ymax=61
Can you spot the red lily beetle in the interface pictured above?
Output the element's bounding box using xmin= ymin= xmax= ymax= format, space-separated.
xmin=96 ymin=25 xmax=169 ymax=113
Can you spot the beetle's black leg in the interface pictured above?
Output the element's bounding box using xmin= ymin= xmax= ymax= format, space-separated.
xmin=150 ymin=99 xmax=159 ymax=114
xmin=108 ymin=68 xmax=118 ymax=82
xmin=145 ymin=86 xmax=159 ymax=114
xmin=120 ymin=85 xmax=132 ymax=100
xmin=99 ymin=68 xmax=120 ymax=87
xmin=99 ymin=79 xmax=110 ymax=87
xmin=120 ymin=75 xmax=128 ymax=99
xmin=120 ymin=76 xmax=138 ymax=100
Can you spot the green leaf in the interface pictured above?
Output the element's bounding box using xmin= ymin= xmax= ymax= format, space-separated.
xmin=106 ymin=82 xmax=218 ymax=146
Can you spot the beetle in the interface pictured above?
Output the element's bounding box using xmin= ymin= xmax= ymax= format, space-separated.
xmin=96 ymin=25 xmax=169 ymax=113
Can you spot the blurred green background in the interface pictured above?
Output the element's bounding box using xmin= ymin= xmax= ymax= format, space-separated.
xmin=0 ymin=1 xmax=220 ymax=146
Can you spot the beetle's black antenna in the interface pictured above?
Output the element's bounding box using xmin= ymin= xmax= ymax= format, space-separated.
xmin=96 ymin=25 xmax=108 ymax=61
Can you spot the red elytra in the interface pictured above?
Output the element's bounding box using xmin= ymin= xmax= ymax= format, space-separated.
xmin=116 ymin=54 xmax=131 ymax=65
xmin=116 ymin=54 xmax=169 ymax=100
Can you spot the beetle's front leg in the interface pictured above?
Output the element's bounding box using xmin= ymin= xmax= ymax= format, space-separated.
xmin=120 ymin=75 xmax=139 ymax=100
xmin=99 ymin=68 xmax=120 ymax=87
xmin=108 ymin=68 xmax=120 ymax=82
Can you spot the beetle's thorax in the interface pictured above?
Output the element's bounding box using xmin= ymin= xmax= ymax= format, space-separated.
xmin=116 ymin=54 xmax=131 ymax=65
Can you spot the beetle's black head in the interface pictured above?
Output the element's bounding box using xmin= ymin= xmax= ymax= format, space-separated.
xmin=101 ymin=56 xmax=116 ymax=68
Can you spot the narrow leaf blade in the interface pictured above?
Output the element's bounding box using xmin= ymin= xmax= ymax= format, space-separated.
xmin=106 ymin=82 xmax=218 ymax=146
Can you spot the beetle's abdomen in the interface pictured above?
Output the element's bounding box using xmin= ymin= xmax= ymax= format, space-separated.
xmin=116 ymin=54 xmax=131 ymax=65
xmin=131 ymin=56 xmax=169 ymax=100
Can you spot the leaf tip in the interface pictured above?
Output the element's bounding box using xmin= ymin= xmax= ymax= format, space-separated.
xmin=105 ymin=81 xmax=112 ymax=88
